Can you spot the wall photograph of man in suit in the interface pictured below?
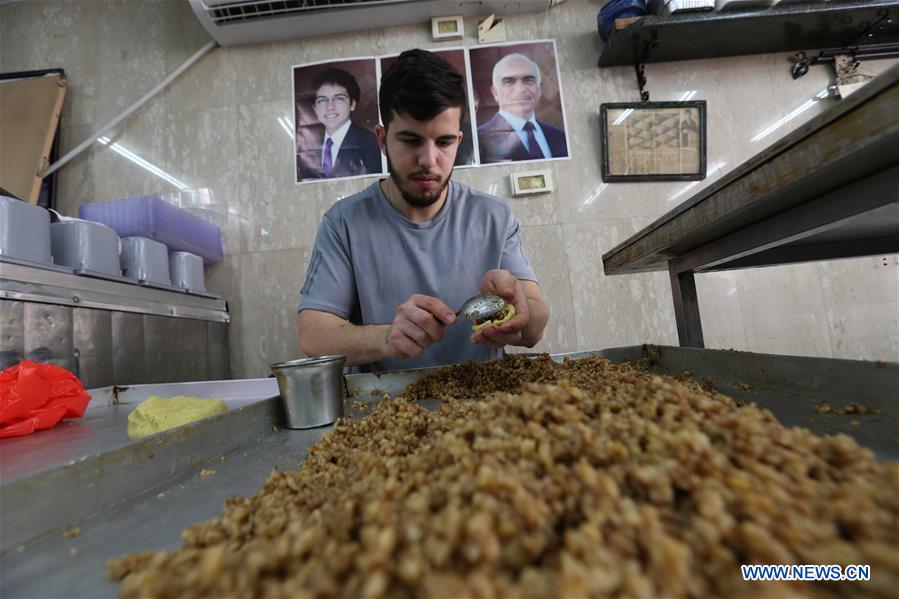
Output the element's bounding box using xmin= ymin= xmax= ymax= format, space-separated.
xmin=294 ymin=58 xmax=384 ymax=183
xmin=470 ymin=41 xmax=569 ymax=165
xmin=379 ymin=48 xmax=477 ymax=168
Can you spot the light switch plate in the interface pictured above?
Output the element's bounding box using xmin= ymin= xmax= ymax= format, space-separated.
xmin=510 ymin=170 xmax=553 ymax=196
xmin=431 ymin=16 xmax=464 ymax=41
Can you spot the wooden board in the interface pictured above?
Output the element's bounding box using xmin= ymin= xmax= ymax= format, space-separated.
xmin=613 ymin=16 xmax=644 ymax=32
xmin=0 ymin=72 xmax=66 ymax=204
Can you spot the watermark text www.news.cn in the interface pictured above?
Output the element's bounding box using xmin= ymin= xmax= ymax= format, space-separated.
xmin=741 ymin=564 xmax=870 ymax=582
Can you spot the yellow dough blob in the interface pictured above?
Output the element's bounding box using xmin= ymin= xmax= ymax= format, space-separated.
xmin=127 ymin=395 xmax=228 ymax=439
xmin=472 ymin=304 xmax=517 ymax=332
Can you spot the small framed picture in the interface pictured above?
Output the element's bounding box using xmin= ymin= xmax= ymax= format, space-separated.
xmin=510 ymin=169 xmax=553 ymax=196
xmin=600 ymin=101 xmax=706 ymax=182
xmin=431 ymin=16 xmax=464 ymax=41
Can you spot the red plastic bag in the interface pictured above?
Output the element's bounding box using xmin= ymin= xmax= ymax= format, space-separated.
xmin=0 ymin=361 xmax=92 ymax=438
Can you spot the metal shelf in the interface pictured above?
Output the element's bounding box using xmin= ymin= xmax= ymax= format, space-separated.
xmin=0 ymin=261 xmax=228 ymax=322
xmin=598 ymin=0 xmax=899 ymax=67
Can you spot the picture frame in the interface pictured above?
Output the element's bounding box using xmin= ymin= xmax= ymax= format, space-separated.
xmin=600 ymin=101 xmax=706 ymax=182
xmin=292 ymin=57 xmax=384 ymax=184
xmin=470 ymin=40 xmax=570 ymax=166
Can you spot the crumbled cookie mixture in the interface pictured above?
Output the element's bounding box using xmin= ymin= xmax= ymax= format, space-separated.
xmin=109 ymin=356 xmax=898 ymax=598
xmin=400 ymin=354 xmax=671 ymax=401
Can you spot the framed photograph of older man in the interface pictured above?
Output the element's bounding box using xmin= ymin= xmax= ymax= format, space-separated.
xmin=293 ymin=57 xmax=384 ymax=183
xmin=469 ymin=40 xmax=570 ymax=165
xmin=379 ymin=48 xmax=477 ymax=168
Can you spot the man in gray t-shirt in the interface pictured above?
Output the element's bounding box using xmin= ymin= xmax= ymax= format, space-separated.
xmin=297 ymin=50 xmax=550 ymax=373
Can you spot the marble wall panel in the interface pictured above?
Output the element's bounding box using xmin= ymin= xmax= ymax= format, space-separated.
xmin=160 ymin=0 xmax=211 ymax=72
xmin=692 ymin=271 xmax=749 ymax=351
xmin=730 ymin=263 xmax=834 ymax=358
xmin=455 ymin=167 xmax=560 ymax=227
xmin=516 ymin=224 xmax=576 ymax=355
xmin=233 ymin=248 xmax=311 ymax=378
xmin=0 ymin=0 xmax=168 ymax=129
xmin=82 ymin=117 xmax=172 ymax=200
xmin=160 ymin=45 xmax=239 ymax=116
xmin=159 ymin=106 xmax=243 ymax=255
xmin=816 ymin=256 xmax=899 ymax=361
xmin=159 ymin=0 xmax=237 ymax=116
xmin=240 ymin=185 xmax=335 ymax=254
xmin=227 ymin=41 xmax=302 ymax=107
xmin=159 ymin=106 xmax=240 ymax=194
xmin=564 ymin=219 xmax=679 ymax=351
xmin=237 ymin=101 xmax=297 ymax=193
xmin=696 ymin=257 xmax=897 ymax=361
xmin=55 ymin=125 xmax=100 ymax=217
xmin=205 ymin=254 xmax=242 ymax=376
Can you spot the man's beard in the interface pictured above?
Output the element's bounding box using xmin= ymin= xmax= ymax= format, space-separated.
xmin=385 ymin=152 xmax=452 ymax=209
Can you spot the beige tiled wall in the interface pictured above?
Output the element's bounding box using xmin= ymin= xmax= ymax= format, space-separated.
xmin=3 ymin=0 xmax=896 ymax=378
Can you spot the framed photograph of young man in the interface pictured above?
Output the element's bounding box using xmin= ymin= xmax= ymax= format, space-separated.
xmin=379 ymin=48 xmax=477 ymax=168
xmin=293 ymin=57 xmax=385 ymax=183
xmin=468 ymin=40 xmax=570 ymax=166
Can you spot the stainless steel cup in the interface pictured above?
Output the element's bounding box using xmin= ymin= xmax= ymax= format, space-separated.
xmin=270 ymin=355 xmax=346 ymax=429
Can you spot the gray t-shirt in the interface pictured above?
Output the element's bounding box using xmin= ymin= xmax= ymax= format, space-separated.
xmin=298 ymin=179 xmax=537 ymax=373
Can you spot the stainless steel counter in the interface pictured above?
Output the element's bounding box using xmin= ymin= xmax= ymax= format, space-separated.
xmin=0 ymin=261 xmax=231 ymax=386
xmin=1 ymin=346 xmax=896 ymax=598
xmin=2 ymin=415 xmax=324 ymax=599
xmin=1 ymin=379 xmax=280 ymax=482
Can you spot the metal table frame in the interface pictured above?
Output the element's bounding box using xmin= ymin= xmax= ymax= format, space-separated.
xmin=603 ymin=65 xmax=899 ymax=347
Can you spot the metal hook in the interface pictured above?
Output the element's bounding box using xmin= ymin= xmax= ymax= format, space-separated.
xmin=635 ymin=62 xmax=649 ymax=102
xmin=791 ymin=51 xmax=811 ymax=80
xmin=634 ymin=38 xmax=655 ymax=102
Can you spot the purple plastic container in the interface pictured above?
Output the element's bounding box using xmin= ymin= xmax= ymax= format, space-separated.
xmin=79 ymin=195 xmax=223 ymax=265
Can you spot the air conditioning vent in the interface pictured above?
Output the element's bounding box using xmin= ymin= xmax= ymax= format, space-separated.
xmin=189 ymin=0 xmax=551 ymax=46
xmin=205 ymin=0 xmax=419 ymax=25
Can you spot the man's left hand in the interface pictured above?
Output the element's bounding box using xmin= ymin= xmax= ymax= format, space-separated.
xmin=470 ymin=269 xmax=530 ymax=348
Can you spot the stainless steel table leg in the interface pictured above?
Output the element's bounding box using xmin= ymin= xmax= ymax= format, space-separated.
xmin=668 ymin=263 xmax=704 ymax=348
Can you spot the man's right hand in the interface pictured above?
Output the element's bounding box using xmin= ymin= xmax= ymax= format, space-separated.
xmin=385 ymin=294 xmax=456 ymax=360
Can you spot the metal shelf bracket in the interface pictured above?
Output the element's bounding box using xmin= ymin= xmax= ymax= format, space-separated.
xmin=634 ymin=35 xmax=657 ymax=102
xmin=792 ymin=7 xmax=898 ymax=79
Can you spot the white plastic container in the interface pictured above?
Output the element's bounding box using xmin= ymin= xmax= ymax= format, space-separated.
xmin=121 ymin=237 xmax=171 ymax=285
xmin=0 ymin=195 xmax=53 ymax=265
xmin=50 ymin=219 xmax=122 ymax=276
xmin=169 ymin=251 xmax=206 ymax=292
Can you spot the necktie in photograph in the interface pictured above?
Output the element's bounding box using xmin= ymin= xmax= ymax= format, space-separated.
xmin=523 ymin=122 xmax=545 ymax=160
xmin=322 ymin=138 xmax=334 ymax=177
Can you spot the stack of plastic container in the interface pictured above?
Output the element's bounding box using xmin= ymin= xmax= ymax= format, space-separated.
xmin=50 ymin=219 xmax=125 ymax=280
xmin=0 ymin=195 xmax=59 ymax=270
xmin=79 ymin=195 xmax=223 ymax=265
xmin=79 ymin=195 xmax=222 ymax=297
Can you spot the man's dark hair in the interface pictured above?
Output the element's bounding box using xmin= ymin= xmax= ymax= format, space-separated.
xmin=312 ymin=68 xmax=361 ymax=104
xmin=379 ymin=49 xmax=466 ymax=129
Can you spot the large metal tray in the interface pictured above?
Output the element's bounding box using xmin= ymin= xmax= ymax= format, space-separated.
xmin=1 ymin=346 xmax=896 ymax=598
